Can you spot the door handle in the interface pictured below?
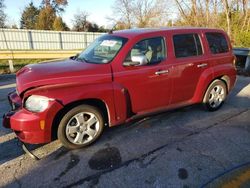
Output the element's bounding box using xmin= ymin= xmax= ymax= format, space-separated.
xmin=155 ymin=70 xmax=169 ymax=75
xmin=197 ymin=63 xmax=208 ymax=68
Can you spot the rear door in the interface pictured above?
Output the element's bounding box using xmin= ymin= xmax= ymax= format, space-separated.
xmin=169 ymin=32 xmax=210 ymax=104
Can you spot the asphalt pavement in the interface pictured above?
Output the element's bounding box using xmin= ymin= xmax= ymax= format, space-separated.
xmin=0 ymin=75 xmax=250 ymax=188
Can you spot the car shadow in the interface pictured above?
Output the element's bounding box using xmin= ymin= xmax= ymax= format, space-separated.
xmin=0 ymin=84 xmax=16 ymax=137
xmin=0 ymin=135 xmax=47 ymax=165
xmin=0 ymin=74 xmax=16 ymax=86
xmin=0 ymin=137 xmax=23 ymax=165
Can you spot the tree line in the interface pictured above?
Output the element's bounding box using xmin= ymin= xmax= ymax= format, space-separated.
xmin=0 ymin=0 xmax=249 ymax=47
xmin=110 ymin=0 xmax=249 ymax=47
xmin=173 ymin=0 xmax=250 ymax=47
xmin=0 ymin=0 xmax=107 ymax=32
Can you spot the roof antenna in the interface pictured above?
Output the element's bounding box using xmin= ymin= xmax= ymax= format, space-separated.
xmin=108 ymin=23 xmax=118 ymax=34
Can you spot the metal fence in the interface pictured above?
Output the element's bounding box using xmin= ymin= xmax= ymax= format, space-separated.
xmin=0 ymin=28 xmax=104 ymax=50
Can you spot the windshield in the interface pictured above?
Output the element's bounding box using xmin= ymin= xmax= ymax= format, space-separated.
xmin=77 ymin=35 xmax=128 ymax=64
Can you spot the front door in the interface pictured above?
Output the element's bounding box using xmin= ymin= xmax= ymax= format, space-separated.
xmin=113 ymin=36 xmax=172 ymax=113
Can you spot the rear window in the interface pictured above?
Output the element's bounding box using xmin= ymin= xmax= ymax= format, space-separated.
xmin=205 ymin=32 xmax=229 ymax=54
xmin=173 ymin=34 xmax=203 ymax=58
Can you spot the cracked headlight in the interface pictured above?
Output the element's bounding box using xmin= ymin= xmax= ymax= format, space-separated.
xmin=25 ymin=95 xmax=51 ymax=112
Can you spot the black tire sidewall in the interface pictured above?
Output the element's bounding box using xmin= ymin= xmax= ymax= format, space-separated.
xmin=58 ymin=105 xmax=104 ymax=149
xmin=203 ymin=80 xmax=227 ymax=111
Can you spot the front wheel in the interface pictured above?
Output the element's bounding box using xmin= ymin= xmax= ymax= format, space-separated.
xmin=203 ymin=79 xmax=227 ymax=111
xmin=58 ymin=105 xmax=104 ymax=149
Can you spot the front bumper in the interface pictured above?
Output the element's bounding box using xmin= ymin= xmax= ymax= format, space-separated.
xmin=2 ymin=91 xmax=63 ymax=144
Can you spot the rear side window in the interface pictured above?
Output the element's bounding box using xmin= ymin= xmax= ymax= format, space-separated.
xmin=205 ymin=32 xmax=229 ymax=54
xmin=173 ymin=34 xmax=203 ymax=58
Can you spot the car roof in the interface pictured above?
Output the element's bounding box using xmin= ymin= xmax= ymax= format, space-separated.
xmin=111 ymin=27 xmax=225 ymax=39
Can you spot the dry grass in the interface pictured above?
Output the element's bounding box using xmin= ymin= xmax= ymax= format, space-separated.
xmin=0 ymin=59 xmax=51 ymax=74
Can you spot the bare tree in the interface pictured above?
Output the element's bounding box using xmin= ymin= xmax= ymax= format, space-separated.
xmin=241 ymin=0 xmax=249 ymax=32
xmin=134 ymin=0 xmax=168 ymax=27
xmin=72 ymin=11 xmax=89 ymax=31
xmin=205 ymin=0 xmax=209 ymax=26
xmin=174 ymin=0 xmax=189 ymax=24
xmin=174 ymin=0 xmax=200 ymax=26
xmin=173 ymin=0 xmax=250 ymax=44
xmin=111 ymin=0 xmax=134 ymax=28
xmin=110 ymin=0 xmax=169 ymax=29
xmin=72 ymin=11 xmax=102 ymax=32
xmin=174 ymin=0 xmax=230 ymax=28
xmin=191 ymin=0 xmax=199 ymax=25
xmin=222 ymin=0 xmax=232 ymax=37
xmin=0 ymin=0 xmax=6 ymax=27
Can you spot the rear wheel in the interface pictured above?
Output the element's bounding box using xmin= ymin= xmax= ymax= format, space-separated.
xmin=58 ymin=105 xmax=104 ymax=149
xmin=203 ymin=79 xmax=227 ymax=111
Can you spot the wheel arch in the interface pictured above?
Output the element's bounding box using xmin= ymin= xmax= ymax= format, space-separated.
xmin=192 ymin=70 xmax=231 ymax=104
xmin=51 ymin=98 xmax=109 ymax=140
xmin=219 ymin=75 xmax=230 ymax=93
xmin=202 ymin=75 xmax=229 ymax=101
xmin=202 ymin=77 xmax=228 ymax=111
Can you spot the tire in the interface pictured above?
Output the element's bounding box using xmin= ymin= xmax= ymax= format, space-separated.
xmin=58 ymin=105 xmax=104 ymax=149
xmin=203 ymin=79 xmax=227 ymax=111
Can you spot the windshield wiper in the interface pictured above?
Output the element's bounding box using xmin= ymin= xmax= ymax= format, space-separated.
xmin=76 ymin=56 xmax=89 ymax=63
xmin=69 ymin=53 xmax=79 ymax=60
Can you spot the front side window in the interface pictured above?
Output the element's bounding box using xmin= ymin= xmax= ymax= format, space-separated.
xmin=77 ymin=35 xmax=128 ymax=64
xmin=173 ymin=34 xmax=203 ymax=58
xmin=205 ymin=32 xmax=229 ymax=54
xmin=124 ymin=37 xmax=166 ymax=66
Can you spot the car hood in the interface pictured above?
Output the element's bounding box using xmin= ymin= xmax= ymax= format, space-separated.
xmin=16 ymin=59 xmax=112 ymax=95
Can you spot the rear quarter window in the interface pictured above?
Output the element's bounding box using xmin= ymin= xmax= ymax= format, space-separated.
xmin=205 ymin=32 xmax=229 ymax=54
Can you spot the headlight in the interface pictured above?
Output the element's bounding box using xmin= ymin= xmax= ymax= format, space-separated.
xmin=25 ymin=95 xmax=52 ymax=112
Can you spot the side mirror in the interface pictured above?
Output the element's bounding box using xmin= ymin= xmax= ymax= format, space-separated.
xmin=132 ymin=55 xmax=148 ymax=65
xmin=123 ymin=55 xmax=148 ymax=66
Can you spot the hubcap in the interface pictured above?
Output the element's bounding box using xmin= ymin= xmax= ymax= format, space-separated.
xmin=65 ymin=112 xmax=100 ymax=145
xmin=208 ymin=85 xmax=225 ymax=108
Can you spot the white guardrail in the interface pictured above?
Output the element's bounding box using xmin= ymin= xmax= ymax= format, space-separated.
xmin=0 ymin=28 xmax=104 ymax=50
xmin=0 ymin=29 xmax=104 ymax=73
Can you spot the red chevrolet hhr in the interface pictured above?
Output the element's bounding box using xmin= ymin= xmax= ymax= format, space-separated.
xmin=3 ymin=28 xmax=236 ymax=149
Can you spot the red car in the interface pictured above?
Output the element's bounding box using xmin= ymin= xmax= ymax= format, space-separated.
xmin=3 ymin=28 xmax=236 ymax=149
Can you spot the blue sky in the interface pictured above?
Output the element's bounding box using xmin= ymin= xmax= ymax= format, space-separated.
xmin=4 ymin=0 xmax=116 ymax=28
